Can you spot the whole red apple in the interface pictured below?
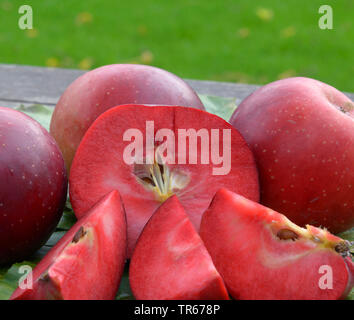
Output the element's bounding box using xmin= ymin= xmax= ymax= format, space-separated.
xmin=0 ymin=107 xmax=67 ymax=265
xmin=50 ymin=64 xmax=205 ymax=170
xmin=230 ymin=77 xmax=354 ymax=233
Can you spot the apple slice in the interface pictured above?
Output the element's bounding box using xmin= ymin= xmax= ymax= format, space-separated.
xmin=200 ymin=188 xmax=354 ymax=300
xmin=69 ymin=104 xmax=259 ymax=256
xmin=11 ymin=190 xmax=127 ymax=300
xmin=129 ymin=195 xmax=229 ymax=300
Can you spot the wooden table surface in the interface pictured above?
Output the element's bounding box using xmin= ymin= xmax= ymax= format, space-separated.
xmin=0 ymin=63 xmax=353 ymax=109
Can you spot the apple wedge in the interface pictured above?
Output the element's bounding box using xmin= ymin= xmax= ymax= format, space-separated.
xmin=200 ymin=188 xmax=354 ymax=300
xmin=11 ymin=190 xmax=127 ymax=300
xmin=69 ymin=104 xmax=259 ymax=256
xmin=129 ymin=195 xmax=229 ymax=300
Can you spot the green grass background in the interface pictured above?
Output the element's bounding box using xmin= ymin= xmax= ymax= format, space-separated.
xmin=0 ymin=0 xmax=353 ymax=92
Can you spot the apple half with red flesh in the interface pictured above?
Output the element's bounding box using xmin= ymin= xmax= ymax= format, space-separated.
xmin=200 ymin=188 xmax=354 ymax=300
xmin=0 ymin=107 xmax=67 ymax=265
xmin=130 ymin=195 xmax=229 ymax=300
xmin=50 ymin=64 xmax=205 ymax=171
xmin=11 ymin=190 xmax=127 ymax=300
xmin=69 ymin=105 xmax=259 ymax=256
xmin=229 ymin=77 xmax=354 ymax=233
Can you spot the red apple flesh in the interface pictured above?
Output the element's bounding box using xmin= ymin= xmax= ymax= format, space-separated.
xmin=130 ymin=195 xmax=229 ymax=300
xmin=230 ymin=77 xmax=354 ymax=233
xmin=69 ymin=104 xmax=259 ymax=256
xmin=50 ymin=64 xmax=205 ymax=171
xmin=200 ymin=188 xmax=354 ymax=300
xmin=0 ymin=107 xmax=67 ymax=265
xmin=11 ymin=190 xmax=127 ymax=300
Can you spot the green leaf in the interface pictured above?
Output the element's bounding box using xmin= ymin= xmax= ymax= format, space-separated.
xmin=0 ymin=266 xmax=10 ymax=277
xmin=338 ymin=228 xmax=354 ymax=242
xmin=199 ymin=94 xmax=236 ymax=120
xmin=45 ymin=231 xmax=67 ymax=247
xmin=57 ymin=203 xmax=77 ymax=231
xmin=115 ymin=266 xmax=134 ymax=300
xmin=14 ymin=104 xmax=54 ymax=131
xmin=13 ymin=94 xmax=236 ymax=135
xmin=346 ymin=290 xmax=354 ymax=300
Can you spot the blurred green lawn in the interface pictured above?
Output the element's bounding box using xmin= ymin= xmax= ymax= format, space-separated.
xmin=0 ymin=0 xmax=353 ymax=92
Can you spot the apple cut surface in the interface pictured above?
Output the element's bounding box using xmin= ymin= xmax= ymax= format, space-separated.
xmin=229 ymin=77 xmax=354 ymax=233
xmin=129 ymin=195 xmax=229 ymax=300
xmin=69 ymin=105 xmax=259 ymax=256
xmin=200 ymin=188 xmax=354 ymax=300
xmin=11 ymin=190 xmax=127 ymax=300
xmin=50 ymin=64 xmax=205 ymax=170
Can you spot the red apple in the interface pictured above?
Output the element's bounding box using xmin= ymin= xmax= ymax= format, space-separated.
xmin=69 ymin=104 xmax=259 ymax=256
xmin=230 ymin=77 xmax=354 ymax=233
xmin=129 ymin=195 xmax=229 ymax=300
xmin=200 ymin=188 xmax=354 ymax=300
xmin=11 ymin=190 xmax=127 ymax=300
xmin=0 ymin=107 xmax=67 ymax=265
xmin=50 ymin=64 xmax=205 ymax=171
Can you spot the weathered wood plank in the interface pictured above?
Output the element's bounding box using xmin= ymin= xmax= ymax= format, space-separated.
xmin=0 ymin=64 xmax=260 ymax=107
xmin=0 ymin=64 xmax=83 ymax=106
xmin=0 ymin=64 xmax=353 ymax=109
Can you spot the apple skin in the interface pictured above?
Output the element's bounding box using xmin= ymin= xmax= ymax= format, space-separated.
xmin=50 ymin=64 xmax=205 ymax=170
xmin=11 ymin=190 xmax=127 ymax=300
xmin=0 ymin=107 xmax=67 ymax=265
xmin=229 ymin=77 xmax=354 ymax=233
xmin=130 ymin=195 xmax=229 ymax=300
xmin=200 ymin=188 xmax=354 ymax=300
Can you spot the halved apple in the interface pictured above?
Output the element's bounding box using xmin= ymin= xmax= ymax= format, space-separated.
xmin=69 ymin=105 xmax=259 ymax=256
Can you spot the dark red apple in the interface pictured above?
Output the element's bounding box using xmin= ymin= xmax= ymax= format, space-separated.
xmin=130 ymin=195 xmax=229 ymax=300
xmin=200 ymin=188 xmax=354 ymax=300
xmin=69 ymin=104 xmax=259 ymax=256
xmin=230 ymin=77 xmax=354 ymax=233
xmin=11 ymin=190 xmax=127 ymax=300
xmin=50 ymin=64 xmax=205 ymax=170
xmin=0 ymin=107 xmax=67 ymax=265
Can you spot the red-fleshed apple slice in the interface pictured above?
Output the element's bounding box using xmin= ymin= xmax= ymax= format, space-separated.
xmin=69 ymin=104 xmax=259 ymax=256
xmin=129 ymin=195 xmax=229 ymax=300
xmin=11 ymin=190 xmax=127 ymax=300
xmin=200 ymin=188 xmax=354 ymax=300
